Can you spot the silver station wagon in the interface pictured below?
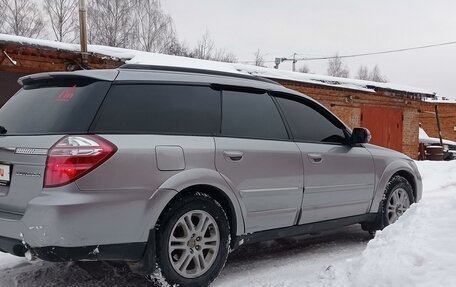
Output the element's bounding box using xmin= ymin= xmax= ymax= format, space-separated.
xmin=0 ymin=65 xmax=422 ymax=286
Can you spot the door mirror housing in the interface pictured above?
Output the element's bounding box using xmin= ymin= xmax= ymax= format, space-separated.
xmin=351 ymin=128 xmax=371 ymax=145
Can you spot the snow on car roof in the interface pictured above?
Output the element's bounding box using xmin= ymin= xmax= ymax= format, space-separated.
xmin=419 ymin=127 xmax=430 ymax=140
xmin=0 ymin=33 xmax=436 ymax=96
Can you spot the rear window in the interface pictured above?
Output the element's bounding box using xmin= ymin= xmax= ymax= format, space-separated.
xmin=0 ymin=79 xmax=110 ymax=135
xmin=92 ymin=84 xmax=221 ymax=135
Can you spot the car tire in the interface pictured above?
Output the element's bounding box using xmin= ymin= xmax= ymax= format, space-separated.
xmin=153 ymin=192 xmax=230 ymax=287
xmin=362 ymin=175 xmax=414 ymax=233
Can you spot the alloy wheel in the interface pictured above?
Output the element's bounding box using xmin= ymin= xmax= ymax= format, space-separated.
xmin=168 ymin=210 xmax=220 ymax=279
xmin=386 ymin=187 xmax=411 ymax=224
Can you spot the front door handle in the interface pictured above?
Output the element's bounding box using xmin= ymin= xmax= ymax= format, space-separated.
xmin=307 ymin=153 xmax=323 ymax=164
xmin=223 ymin=151 xmax=244 ymax=161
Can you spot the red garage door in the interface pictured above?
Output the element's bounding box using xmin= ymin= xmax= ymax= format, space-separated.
xmin=361 ymin=106 xmax=403 ymax=152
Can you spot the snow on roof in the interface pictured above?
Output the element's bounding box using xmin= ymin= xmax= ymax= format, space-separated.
xmin=424 ymin=98 xmax=456 ymax=104
xmin=0 ymin=33 xmax=436 ymax=96
xmin=0 ymin=33 xmax=141 ymax=59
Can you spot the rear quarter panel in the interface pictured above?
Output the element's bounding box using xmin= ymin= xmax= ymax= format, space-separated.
xmin=75 ymin=135 xmax=245 ymax=242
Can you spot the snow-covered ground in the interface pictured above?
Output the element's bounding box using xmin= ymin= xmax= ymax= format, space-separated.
xmin=0 ymin=161 xmax=454 ymax=286
xmin=317 ymin=161 xmax=456 ymax=287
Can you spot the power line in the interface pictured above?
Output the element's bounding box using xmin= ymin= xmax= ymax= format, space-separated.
xmin=240 ymin=40 xmax=456 ymax=65
xmin=296 ymin=40 xmax=456 ymax=61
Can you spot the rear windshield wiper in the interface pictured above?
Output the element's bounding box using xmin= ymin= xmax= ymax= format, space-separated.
xmin=0 ymin=126 xmax=7 ymax=134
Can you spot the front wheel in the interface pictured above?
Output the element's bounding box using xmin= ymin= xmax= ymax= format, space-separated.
xmin=362 ymin=175 xmax=414 ymax=233
xmin=383 ymin=177 xmax=413 ymax=225
xmin=153 ymin=192 xmax=230 ymax=287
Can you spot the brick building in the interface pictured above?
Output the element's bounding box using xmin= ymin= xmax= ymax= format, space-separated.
xmin=1 ymin=34 xmax=454 ymax=159
xmin=419 ymin=101 xmax=456 ymax=142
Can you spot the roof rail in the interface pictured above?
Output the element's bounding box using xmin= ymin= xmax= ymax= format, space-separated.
xmin=119 ymin=64 xmax=280 ymax=85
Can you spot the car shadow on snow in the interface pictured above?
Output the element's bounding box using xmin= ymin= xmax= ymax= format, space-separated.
xmin=227 ymin=225 xmax=370 ymax=263
xmin=0 ymin=260 xmax=152 ymax=287
xmin=216 ymin=225 xmax=371 ymax=282
xmin=0 ymin=225 xmax=371 ymax=287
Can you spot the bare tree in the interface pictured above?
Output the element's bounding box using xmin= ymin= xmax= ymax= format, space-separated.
xmin=87 ymin=0 xmax=137 ymax=48
xmin=369 ymin=65 xmax=387 ymax=83
xmin=189 ymin=31 xmax=237 ymax=63
xmin=222 ymin=53 xmax=238 ymax=63
xmin=356 ymin=65 xmax=369 ymax=80
xmin=43 ymin=0 xmax=78 ymax=42
xmin=298 ymin=64 xmax=310 ymax=73
xmin=191 ymin=31 xmax=215 ymax=60
xmin=212 ymin=49 xmax=237 ymax=63
xmin=133 ymin=0 xmax=177 ymax=53
xmin=166 ymin=38 xmax=190 ymax=57
xmin=356 ymin=65 xmax=388 ymax=82
xmin=327 ymin=54 xmax=349 ymax=78
xmin=253 ymin=49 xmax=265 ymax=67
xmin=0 ymin=0 xmax=44 ymax=38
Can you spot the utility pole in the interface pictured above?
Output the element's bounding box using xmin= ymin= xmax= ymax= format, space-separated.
xmin=292 ymin=53 xmax=297 ymax=72
xmin=79 ymin=0 xmax=88 ymax=69
xmin=275 ymin=54 xmax=299 ymax=71
xmin=435 ymin=105 xmax=444 ymax=147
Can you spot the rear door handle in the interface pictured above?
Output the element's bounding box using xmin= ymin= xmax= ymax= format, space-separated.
xmin=223 ymin=151 xmax=244 ymax=161
xmin=307 ymin=153 xmax=323 ymax=164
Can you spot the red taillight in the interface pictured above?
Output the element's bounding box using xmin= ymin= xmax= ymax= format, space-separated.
xmin=44 ymin=135 xmax=117 ymax=188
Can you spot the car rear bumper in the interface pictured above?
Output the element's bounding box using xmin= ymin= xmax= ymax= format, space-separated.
xmin=0 ymin=185 xmax=176 ymax=268
xmin=0 ymin=201 xmax=150 ymax=262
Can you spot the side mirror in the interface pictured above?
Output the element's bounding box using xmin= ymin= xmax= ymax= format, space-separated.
xmin=351 ymin=128 xmax=371 ymax=145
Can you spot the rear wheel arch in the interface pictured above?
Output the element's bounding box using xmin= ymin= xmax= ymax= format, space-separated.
xmin=133 ymin=184 xmax=240 ymax=278
xmin=157 ymin=169 xmax=245 ymax=236
xmin=175 ymin=184 xmax=238 ymax=248
xmin=152 ymin=191 xmax=231 ymax=286
xmin=156 ymin=184 xmax=241 ymax=250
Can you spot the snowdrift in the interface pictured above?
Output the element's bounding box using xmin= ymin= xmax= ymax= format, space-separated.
xmin=321 ymin=161 xmax=456 ymax=287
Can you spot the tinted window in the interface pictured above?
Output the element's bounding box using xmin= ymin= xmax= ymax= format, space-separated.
xmin=93 ymin=85 xmax=220 ymax=135
xmin=0 ymin=80 xmax=110 ymax=135
xmin=276 ymin=97 xmax=347 ymax=144
xmin=222 ymin=91 xmax=288 ymax=140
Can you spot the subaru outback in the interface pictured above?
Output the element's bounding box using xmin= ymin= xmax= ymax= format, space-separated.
xmin=0 ymin=65 xmax=422 ymax=287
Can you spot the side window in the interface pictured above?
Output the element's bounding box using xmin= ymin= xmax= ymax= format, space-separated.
xmin=222 ymin=90 xmax=288 ymax=140
xmin=93 ymin=84 xmax=221 ymax=135
xmin=276 ymin=96 xmax=347 ymax=144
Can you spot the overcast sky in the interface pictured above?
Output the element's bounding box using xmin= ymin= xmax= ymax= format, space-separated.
xmin=161 ymin=0 xmax=456 ymax=99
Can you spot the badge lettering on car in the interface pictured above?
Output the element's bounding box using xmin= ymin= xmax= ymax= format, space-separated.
xmin=15 ymin=171 xmax=41 ymax=178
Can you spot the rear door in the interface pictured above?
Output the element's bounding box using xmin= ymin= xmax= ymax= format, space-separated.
xmin=274 ymin=95 xmax=375 ymax=224
xmin=0 ymin=77 xmax=111 ymax=214
xmin=214 ymin=89 xmax=303 ymax=233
